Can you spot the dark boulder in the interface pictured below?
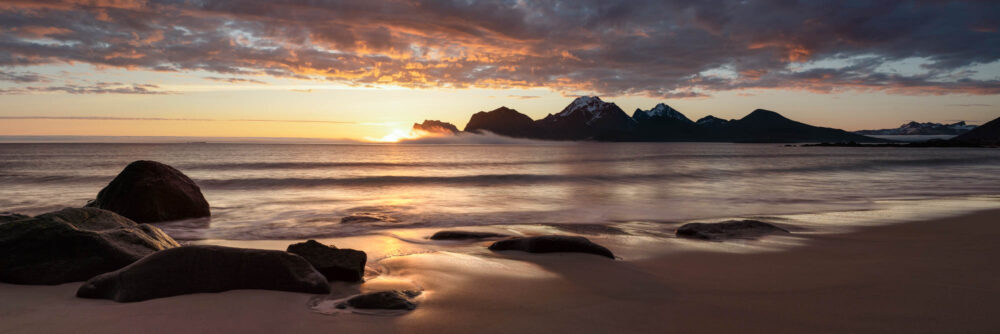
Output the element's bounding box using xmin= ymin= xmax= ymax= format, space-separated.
xmin=0 ymin=208 xmax=179 ymax=285
xmin=77 ymin=245 xmax=330 ymax=302
xmin=430 ymin=230 xmax=509 ymax=240
xmin=676 ymin=220 xmax=790 ymax=241
xmin=339 ymin=290 xmax=420 ymax=310
xmin=87 ymin=160 xmax=210 ymax=223
xmin=286 ymin=240 xmax=366 ymax=282
xmin=488 ymin=235 xmax=615 ymax=259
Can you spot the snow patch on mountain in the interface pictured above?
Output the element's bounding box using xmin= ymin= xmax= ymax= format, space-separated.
xmin=633 ymin=103 xmax=692 ymax=123
xmin=856 ymin=121 xmax=977 ymax=136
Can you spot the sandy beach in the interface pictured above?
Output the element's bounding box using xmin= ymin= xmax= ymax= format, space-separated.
xmin=2 ymin=206 xmax=998 ymax=334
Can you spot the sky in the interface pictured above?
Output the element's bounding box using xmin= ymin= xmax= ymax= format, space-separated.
xmin=1 ymin=0 xmax=999 ymax=140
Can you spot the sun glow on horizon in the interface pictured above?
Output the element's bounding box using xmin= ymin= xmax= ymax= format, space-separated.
xmin=367 ymin=128 xmax=449 ymax=143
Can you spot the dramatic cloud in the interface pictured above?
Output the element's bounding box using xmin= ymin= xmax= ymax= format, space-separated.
xmin=0 ymin=82 xmax=171 ymax=94
xmin=0 ymin=0 xmax=998 ymax=98
xmin=0 ymin=70 xmax=47 ymax=83
xmin=203 ymin=76 xmax=268 ymax=84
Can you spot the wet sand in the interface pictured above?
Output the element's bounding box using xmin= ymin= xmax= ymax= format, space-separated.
xmin=1 ymin=209 xmax=999 ymax=333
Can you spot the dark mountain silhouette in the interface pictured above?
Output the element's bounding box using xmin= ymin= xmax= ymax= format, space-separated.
xmin=412 ymin=120 xmax=459 ymax=134
xmin=458 ymin=97 xmax=887 ymax=143
xmin=632 ymin=103 xmax=692 ymax=123
xmin=856 ymin=121 xmax=975 ymax=136
xmin=708 ymin=109 xmax=882 ymax=143
xmin=631 ymin=103 xmax=700 ymax=141
xmin=535 ymin=96 xmax=636 ymax=140
xmin=952 ymin=116 xmax=1000 ymax=144
xmin=463 ymin=107 xmax=538 ymax=138
xmin=696 ymin=115 xmax=730 ymax=127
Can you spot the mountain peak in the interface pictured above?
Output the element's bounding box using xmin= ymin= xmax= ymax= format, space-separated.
xmin=696 ymin=115 xmax=729 ymax=126
xmin=742 ymin=109 xmax=789 ymax=122
xmin=557 ymin=96 xmax=608 ymax=117
xmin=632 ymin=103 xmax=692 ymax=123
xmin=463 ymin=106 xmax=537 ymax=137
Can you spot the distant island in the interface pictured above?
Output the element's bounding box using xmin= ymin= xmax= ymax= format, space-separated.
xmin=807 ymin=116 xmax=1000 ymax=148
xmin=419 ymin=96 xmax=888 ymax=143
xmin=855 ymin=121 xmax=975 ymax=136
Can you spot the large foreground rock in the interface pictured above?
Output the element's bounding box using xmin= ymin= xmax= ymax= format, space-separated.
xmin=488 ymin=235 xmax=615 ymax=259
xmin=676 ymin=220 xmax=790 ymax=241
xmin=77 ymin=245 xmax=330 ymax=302
xmin=287 ymin=240 xmax=366 ymax=282
xmin=87 ymin=160 xmax=210 ymax=223
xmin=0 ymin=208 xmax=179 ymax=285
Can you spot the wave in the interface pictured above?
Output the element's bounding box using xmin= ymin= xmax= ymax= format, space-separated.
xmin=3 ymin=155 xmax=998 ymax=188
xmin=194 ymin=172 xmax=703 ymax=189
xmin=167 ymin=152 xmax=885 ymax=171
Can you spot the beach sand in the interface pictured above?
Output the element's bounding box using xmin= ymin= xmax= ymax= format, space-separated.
xmin=2 ymin=209 xmax=998 ymax=333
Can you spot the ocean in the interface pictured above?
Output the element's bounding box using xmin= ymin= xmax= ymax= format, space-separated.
xmin=2 ymin=142 xmax=1000 ymax=241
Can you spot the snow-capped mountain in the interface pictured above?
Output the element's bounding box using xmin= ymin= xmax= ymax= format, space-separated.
xmin=536 ymin=96 xmax=636 ymax=139
xmin=632 ymin=103 xmax=693 ymax=123
xmin=549 ymin=96 xmax=636 ymax=126
xmin=855 ymin=121 xmax=976 ymax=136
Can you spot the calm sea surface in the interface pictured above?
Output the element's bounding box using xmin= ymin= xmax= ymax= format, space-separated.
xmin=2 ymin=143 xmax=999 ymax=240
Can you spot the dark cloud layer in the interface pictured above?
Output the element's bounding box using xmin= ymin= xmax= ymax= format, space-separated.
xmin=0 ymin=0 xmax=998 ymax=97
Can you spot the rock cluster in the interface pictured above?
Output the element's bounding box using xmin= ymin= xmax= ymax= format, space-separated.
xmin=0 ymin=207 xmax=178 ymax=285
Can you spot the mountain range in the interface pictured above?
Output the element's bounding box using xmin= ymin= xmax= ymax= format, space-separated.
xmin=855 ymin=121 xmax=976 ymax=136
xmin=448 ymin=96 xmax=887 ymax=143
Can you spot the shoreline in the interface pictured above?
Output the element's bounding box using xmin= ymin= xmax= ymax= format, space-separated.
xmin=2 ymin=205 xmax=1000 ymax=333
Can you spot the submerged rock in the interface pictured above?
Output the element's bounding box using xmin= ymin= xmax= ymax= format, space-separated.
xmin=87 ymin=160 xmax=210 ymax=223
xmin=676 ymin=220 xmax=790 ymax=241
xmin=430 ymin=230 xmax=509 ymax=240
xmin=77 ymin=245 xmax=330 ymax=302
xmin=339 ymin=290 xmax=420 ymax=310
xmin=0 ymin=208 xmax=179 ymax=285
xmin=287 ymin=240 xmax=366 ymax=282
xmin=488 ymin=235 xmax=615 ymax=259
xmin=340 ymin=213 xmax=393 ymax=224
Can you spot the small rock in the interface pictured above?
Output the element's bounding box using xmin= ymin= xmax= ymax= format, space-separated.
xmin=287 ymin=240 xmax=366 ymax=282
xmin=488 ymin=235 xmax=615 ymax=259
xmin=0 ymin=207 xmax=179 ymax=285
xmin=341 ymin=290 xmax=420 ymax=310
xmin=430 ymin=230 xmax=509 ymax=240
xmin=77 ymin=245 xmax=330 ymax=302
xmin=676 ymin=220 xmax=790 ymax=241
xmin=87 ymin=160 xmax=210 ymax=223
